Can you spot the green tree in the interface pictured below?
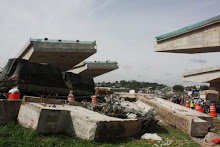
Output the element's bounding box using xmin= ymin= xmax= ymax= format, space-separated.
xmin=200 ymin=85 xmax=209 ymax=91
xmin=173 ymin=85 xmax=184 ymax=92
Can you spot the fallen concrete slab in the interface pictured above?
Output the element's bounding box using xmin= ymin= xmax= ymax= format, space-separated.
xmin=135 ymin=94 xmax=213 ymax=137
xmin=0 ymin=99 xmax=22 ymax=125
xmin=18 ymin=102 xmax=141 ymax=142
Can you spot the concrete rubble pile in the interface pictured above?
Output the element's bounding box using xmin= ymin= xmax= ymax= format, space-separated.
xmin=85 ymin=94 xmax=156 ymax=133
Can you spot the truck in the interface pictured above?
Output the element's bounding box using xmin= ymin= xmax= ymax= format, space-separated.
xmin=200 ymin=90 xmax=219 ymax=101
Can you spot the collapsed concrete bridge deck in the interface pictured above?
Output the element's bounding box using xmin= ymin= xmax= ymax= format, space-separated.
xmin=68 ymin=61 xmax=119 ymax=77
xmin=14 ymin=38 xmax=119 ymax=77
xmin=16 ymin=38 xmax=97 ymax=71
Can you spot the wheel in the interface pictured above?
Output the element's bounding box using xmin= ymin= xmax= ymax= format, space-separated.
xmin=204 ymin=106 xmax=210 ymax=114
xmin=207 ymin=107 xmax=210 ymax=114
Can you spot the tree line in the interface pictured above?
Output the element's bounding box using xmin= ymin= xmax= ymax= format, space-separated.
xmin=95 ymin=80 xmax=167 ymax=90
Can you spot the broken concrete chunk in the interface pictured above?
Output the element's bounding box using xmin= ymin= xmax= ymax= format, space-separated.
xmin=204 ymin=132 xmax=220 ymax=143
xmin=141 ymin=133 xmax=162 ymax=141
xmin=127 ymin=113 xmax=137 ymax=119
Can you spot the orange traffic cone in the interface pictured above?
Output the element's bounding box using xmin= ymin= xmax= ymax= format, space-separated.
xmin=68 ymin=93 xmax=74 ymax=102
xmin=198 ymin=104 xmax=203 ymax=113
xmin=91 ymin=95 xmax=97 ymax=104
xmin=210 ymin=104 xmax=217 ymax=117
xmin=195 ymin=103 xmax=200 ymax=112
xmin=186 ymin=101 xmax=190 ymax=108
xmin=8 ymin=87 xmax=20 ymax=99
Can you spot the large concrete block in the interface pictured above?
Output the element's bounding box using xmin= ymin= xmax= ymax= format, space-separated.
xmin=18 ymin=103 xmax=73 ymax=134
xmin=67 ymin=105 xmax=141 ymax=141
xmin=18 ymin=102 xmax=141 ymax=142
xmin=191 ymin=116 xmax=208 ymax=137
xmin=0 ymin=99 xmax=22 ymax=125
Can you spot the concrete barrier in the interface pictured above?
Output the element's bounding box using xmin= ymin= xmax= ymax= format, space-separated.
xmin=18 ymin=102 xmax=141 ymax=142
xmin=135 ymin=94 xmax=212 ymax=137
xmin=0 ymin=99 xmax=22 ymax=125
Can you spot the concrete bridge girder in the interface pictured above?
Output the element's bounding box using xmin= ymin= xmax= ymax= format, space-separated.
xmin=183 ymin=66 xmax=220 ymax=83
xmin=154 ymin=21 xmax=220 ymax=54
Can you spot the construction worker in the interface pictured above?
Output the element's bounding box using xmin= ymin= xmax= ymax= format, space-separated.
xmin=190 ymin=97 xmax=195 ymax=110
xmin=196 ymin=97 xmax=201 ymax=104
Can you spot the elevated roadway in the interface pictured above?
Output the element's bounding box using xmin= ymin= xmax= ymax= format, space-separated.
xmin=154 ymin=15 xmax=220 ymax=54
xmin=183 ymin=65 xmax=220 ymax=93
xmin=154 ymin=15 xmax=220 ymax=93
xmin=68 ymin=61 xmax=119 ymax=77
xmin=16 ymin=38 xmax=97 ymax=71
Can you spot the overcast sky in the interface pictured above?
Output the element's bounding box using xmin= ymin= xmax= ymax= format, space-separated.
xmin=0 ymin=0 xmax=220 ymax=86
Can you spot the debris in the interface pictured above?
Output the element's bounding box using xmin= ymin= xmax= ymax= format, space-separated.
xmin=87 ymin=95 xmax=155 ymax=120
xmin=127 ymin=113 xmax=137 ymax=119
xmin=85 ymin=94 xmax=156 ymax=133
xmin=141 ymin=133 xmax=162 ymax=141
xmin=204 ymin=132 xmax=220 ymax=143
